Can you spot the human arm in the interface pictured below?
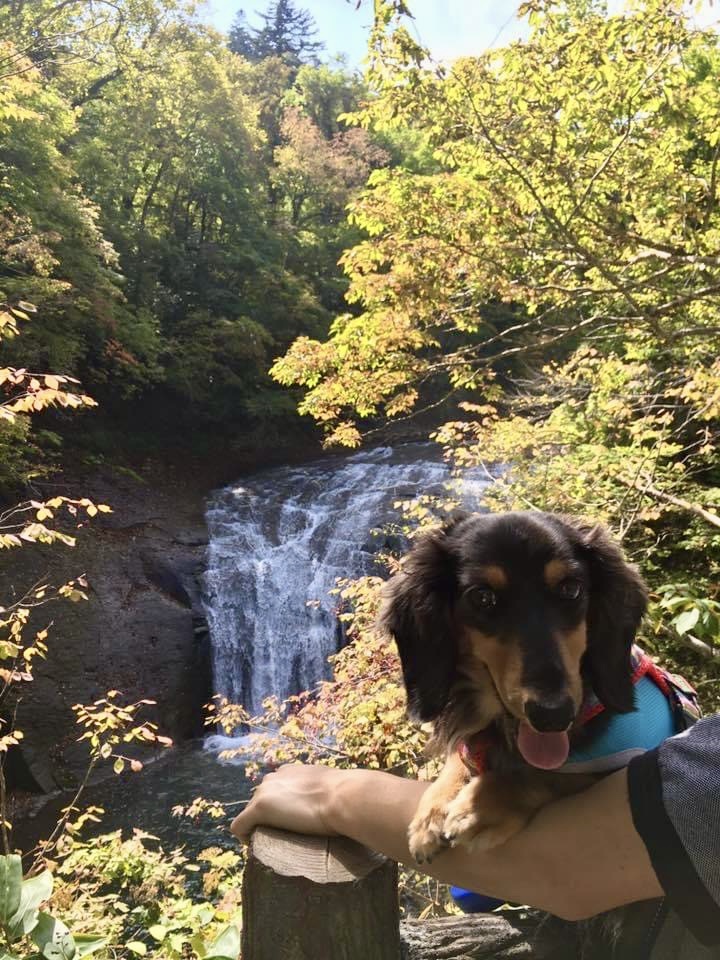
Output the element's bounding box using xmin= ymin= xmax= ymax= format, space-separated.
xmin=231 ymin=762 xmax=662 ymax=921
xmin=627 ymin=715 xmax=720 ymax=946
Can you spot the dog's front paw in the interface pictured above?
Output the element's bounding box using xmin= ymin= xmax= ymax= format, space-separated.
xmin=407 ymin=802 xmax=451 ymax=865
xmin=442 ymin=777 xmax=532 ymax=852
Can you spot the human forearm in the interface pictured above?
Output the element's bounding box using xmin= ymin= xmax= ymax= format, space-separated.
xmin=231 ymin=763 xmax=663 ymax=920
xmin=326 ymin=767 xmax=663 ymax=920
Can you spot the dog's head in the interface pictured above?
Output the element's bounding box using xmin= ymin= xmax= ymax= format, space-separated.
xmin=380 ymin=512 xmax=647 ymax=763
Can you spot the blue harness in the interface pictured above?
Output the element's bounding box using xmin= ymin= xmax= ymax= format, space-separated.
xmin=451 ymin=648 xmax=700 ymax=912
xmin=561 ymin=674 xmax=679 ymax=773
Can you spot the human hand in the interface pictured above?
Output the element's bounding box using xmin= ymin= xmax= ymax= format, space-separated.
xmin=230 ymin=763 xmax=346 ymax=842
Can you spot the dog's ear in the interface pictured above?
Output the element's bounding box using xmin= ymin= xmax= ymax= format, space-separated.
xmin=575 ymin=522 xmax=648 ymax=713
xmin=379 ymin=523 xmax=460 ymax=722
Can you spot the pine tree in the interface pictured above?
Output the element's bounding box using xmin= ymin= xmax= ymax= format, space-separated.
xmin=228 ymin=10 xmax=257 ymax=60
xmin=228 ymin=0 xmax=323 ymax=66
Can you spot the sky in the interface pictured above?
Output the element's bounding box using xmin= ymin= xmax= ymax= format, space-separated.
xmin=203 ymin=0 xmax=531 ymax=66
xmin=203 ymin=0 xmax=719 ymax=67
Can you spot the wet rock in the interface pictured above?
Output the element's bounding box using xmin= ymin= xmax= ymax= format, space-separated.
xmin=1 ymin=470 xmax=212 ymax=792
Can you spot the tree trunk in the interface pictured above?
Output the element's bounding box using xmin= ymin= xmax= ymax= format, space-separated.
xmin=242 ymin=826 xmax=401 ymax=960
xmin=400 ymin=912 xmax=578 ymax=960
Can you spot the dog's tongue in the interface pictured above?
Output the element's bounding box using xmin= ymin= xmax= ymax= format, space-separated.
xmin=517 ymin=722 xmax=570 ymax=770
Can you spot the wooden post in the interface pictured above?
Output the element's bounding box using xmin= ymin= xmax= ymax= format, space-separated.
xmin=241 ymin=826 xmax=400 ymax=960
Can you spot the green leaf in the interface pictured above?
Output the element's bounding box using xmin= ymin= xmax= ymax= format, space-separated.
xmin=208 ymin=925 xmax=241 ymax=960
xmin=32 ymin=913 xmax=76 ymax=960
xmin=126 ymin=943 xmax=147 ymax=956
xmin=72 ymin=936 xmax=106 ymax=959
xmin=197 ymin=905 xmax=215 ymax=926
xmin=168 ymin=934 xmax=185 ymax=954
xmin=189 ymin=933 xmax=207 ymax=958
xmin=0 ymin=856 xmax=23 ymax=927
xmin=8 ymin=869 xmax=53 ymax=940
xmin=147 ymin=925 xmax=167 ymax=941
xmin=674 ymin=608 xmax=700 ymax=635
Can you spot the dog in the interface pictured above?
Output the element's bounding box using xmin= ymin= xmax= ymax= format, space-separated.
xmin=379 ymin=510 xmax=649 ymax=864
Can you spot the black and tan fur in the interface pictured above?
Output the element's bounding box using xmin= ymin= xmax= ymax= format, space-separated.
xmin=379 ymin=511 xmax=647 ymax=863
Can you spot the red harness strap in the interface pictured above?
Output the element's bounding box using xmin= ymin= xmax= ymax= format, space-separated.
xmin=576 ymin=651 xmax=655 ymax=726
xmin=457 ymin=648 xmax=697 ymax=776
xmin=458 ymin=729 xmax=497 ymax=775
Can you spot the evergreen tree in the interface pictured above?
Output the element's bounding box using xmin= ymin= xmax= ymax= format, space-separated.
xmin=228 ymin=10 xmax=257 ymax=60
xmin=229 ymin=0 xmax=323 ymax=66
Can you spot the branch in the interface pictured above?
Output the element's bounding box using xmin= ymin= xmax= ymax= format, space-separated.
xmin=684 ymin=634 xmax=718 ymax=659
xmin=654 ymin=623 xmax=718 ymax=660
xmin=619 ymin=474 xmax=720 ymax=530
xmin=70 ymin=67 xmax=121 ymax=107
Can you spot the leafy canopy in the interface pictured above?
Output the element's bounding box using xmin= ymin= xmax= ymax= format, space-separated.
xmin=273 ymin=0 xmax=720 ymax=446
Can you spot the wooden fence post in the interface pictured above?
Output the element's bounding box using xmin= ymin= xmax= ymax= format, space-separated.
xmin=241 ymin=826 xmax=400 ymax=960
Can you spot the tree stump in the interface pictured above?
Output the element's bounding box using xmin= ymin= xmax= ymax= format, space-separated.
xmin=242 ymin=826 xmax=400 ymax=960
xmin=400 ymin=912 xmax=578 ymax=960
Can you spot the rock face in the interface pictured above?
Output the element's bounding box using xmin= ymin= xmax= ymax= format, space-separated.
xmin=2 ymin=470 xmax=212 ymax=792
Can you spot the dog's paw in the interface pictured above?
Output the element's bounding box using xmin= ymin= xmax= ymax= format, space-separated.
xmin=441 ymin=784 xmax=483 ymax=848
xmin=447 ymin=807 xmax=528 ymax=852
xmin=407 ymin=804 xmax=451 ymax=865
xmin=442 ymin=778 xmax=530 ymax=852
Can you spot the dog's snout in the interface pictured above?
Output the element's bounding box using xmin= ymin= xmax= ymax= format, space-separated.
xmin=524 ymin=697 xmax=575 ymax=732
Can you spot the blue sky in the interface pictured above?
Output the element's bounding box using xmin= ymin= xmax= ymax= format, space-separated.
xmin=203 ymin=0 xmax=718 ymax=66
xmin=203 ymin=0 xmax=530 ymax=66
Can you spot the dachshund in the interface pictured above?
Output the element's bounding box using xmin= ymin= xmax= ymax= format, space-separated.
xmin=379 ymin=510 xmax=648 ymax=864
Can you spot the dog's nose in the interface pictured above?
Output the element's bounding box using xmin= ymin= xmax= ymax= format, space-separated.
xmin=524 ymin=697 xmax=575 ymax=732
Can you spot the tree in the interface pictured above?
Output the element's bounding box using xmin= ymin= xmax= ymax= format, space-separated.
xmin=0 ymin=0 xmax=339 ymax=455
xmin=272 ymin=108 xmax=389 ymax=227
xmin=228 ymin=9 xmax=258 ymax=60
xmin=272 ymin=0 xmax=720 ymax=446
xmin=272 ymin=0 xmax=720 ymax=692
xmin=0 ymin=34 xmax=157 ymax=406
xmin=229 ymin=0 xmax=324 ymax=67
xmin=285 ymin=62 xmax=368 ymax=139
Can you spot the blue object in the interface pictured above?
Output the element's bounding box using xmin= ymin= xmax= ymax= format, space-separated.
xmin=562 ymin=674 xmax=677 ymax=773
xmin=450 ymin=673 xmax=679 ymax=912
xmin=450 ymin=886 xmax=504 ymax=913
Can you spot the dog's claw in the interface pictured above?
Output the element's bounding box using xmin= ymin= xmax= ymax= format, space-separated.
xmin=408 ymin=810 xmax=451 ymax=864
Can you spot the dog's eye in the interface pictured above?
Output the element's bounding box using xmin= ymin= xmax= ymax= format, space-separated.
xmin=557 ymin=578 xmax=583 ymax=600
xmin=465 ymin=586 xmax=497 ymax=611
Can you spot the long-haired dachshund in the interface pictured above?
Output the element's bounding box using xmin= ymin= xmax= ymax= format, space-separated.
xmin=380 ymin=510 xmax=648 ymax=864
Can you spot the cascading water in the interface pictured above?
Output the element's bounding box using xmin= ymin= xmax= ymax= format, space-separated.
xmin=202 ymin=444 xmax=490 ymax=732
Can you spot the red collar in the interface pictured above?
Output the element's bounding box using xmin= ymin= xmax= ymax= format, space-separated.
xmin=458 ymin=649 xmax=678 ymax=775
xmin=458 ymin=729 xmax=497 ymax=775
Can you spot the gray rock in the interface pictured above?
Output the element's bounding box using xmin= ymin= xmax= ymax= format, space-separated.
xmin=2 ymin=470 xmax=212 ymax=792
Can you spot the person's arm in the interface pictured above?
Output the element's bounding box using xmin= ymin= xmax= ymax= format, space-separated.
xmin=231 ymin=763 xmax=662 ymax=921
xmin=627 ymin=715 xmax=720 ymax=946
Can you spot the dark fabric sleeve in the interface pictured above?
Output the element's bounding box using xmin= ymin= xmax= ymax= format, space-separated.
xmin=627 ymin=716 xmax=720 ymax=947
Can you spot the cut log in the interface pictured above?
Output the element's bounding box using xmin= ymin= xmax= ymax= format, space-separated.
xmin=400 ymin=912 xmax=578 ymax=960
xmin=242 ymin=826 xmax=400 ymax=959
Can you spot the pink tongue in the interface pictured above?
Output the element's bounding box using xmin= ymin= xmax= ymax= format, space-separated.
xmin=517 ymin=722 xmax=570 ymax=770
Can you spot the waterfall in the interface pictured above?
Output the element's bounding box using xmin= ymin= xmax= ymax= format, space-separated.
xmin=203 ymin=444 xmax=490 ymax=717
